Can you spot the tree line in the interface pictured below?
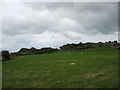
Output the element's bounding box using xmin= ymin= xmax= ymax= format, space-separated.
xmin=1 ymin=40 xmax=120 ymax=61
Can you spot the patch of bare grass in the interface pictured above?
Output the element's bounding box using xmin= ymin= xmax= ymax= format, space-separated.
xmin=84 ymin=72 xmax=105 ymax=79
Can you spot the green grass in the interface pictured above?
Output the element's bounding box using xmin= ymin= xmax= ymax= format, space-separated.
xmin=2 ymin=48 xmax=118 ymax=88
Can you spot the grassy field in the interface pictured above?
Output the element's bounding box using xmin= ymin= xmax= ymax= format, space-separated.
xmin=2 ymin=47 xmax=118 ymax=88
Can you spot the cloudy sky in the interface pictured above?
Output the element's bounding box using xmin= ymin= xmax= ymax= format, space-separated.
xmin=1 ymin=2 xmax=118 ymax=52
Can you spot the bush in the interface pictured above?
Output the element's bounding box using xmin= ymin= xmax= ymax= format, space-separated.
xmin=37 ymin=47 xmax=59 ymax=54
xmin=2 ymin=50 xmax=10 ymax=61
xmin=114 ymin=41 xmax=117 ymax=44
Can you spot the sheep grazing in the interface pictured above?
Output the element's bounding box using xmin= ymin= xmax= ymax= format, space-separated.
xmin=57 ymin=81 xmax=61 ymax=83
xmin=70 ymin=62 xmax=76 ymax=65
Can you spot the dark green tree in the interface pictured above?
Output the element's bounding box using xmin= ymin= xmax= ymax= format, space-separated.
xmin=2 ymin=50 xmax=10 ymax=61
xmin=114 ymin=40 xmax=117 ymax=44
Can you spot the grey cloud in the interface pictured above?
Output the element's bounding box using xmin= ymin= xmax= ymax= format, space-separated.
xmin=70 ymin=2 xmax=118 ymax=34
xmin=3 ymin=2 xmax=118 ymax=36
xmin=25 ymin=2 xmax=74 ymax=10
xmin=2 ymin=2 xmax=118 ymax=52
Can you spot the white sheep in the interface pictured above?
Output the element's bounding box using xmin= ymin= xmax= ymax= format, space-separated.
xmin=70 ymin=62 xmax=76 ymax=65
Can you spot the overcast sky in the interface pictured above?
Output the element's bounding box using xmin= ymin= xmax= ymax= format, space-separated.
xmin=1 ymin=2 xmax=118 ymax=52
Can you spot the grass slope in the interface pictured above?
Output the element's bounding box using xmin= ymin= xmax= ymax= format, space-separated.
xmin=2 ymin=48 xmax=118 ymax=88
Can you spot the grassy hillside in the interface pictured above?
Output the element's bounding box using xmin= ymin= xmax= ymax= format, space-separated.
xmin=2 ymin=48 xmax=118 ymax=88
